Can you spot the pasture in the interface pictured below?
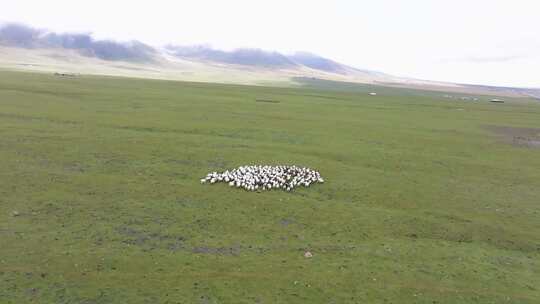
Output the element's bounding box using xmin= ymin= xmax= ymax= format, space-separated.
xmin=1 ymin=70 xmax=539 ymax=303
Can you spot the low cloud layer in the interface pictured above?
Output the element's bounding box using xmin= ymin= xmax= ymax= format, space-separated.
xmin=0 ymin=23 xmax=155 ymax=62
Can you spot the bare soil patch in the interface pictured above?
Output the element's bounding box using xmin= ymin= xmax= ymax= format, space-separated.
xmin=486 ymin=125 xmax=540 ymax=149
xmin=255 ymin=98 xmax=280 ymax=103
xmin=192 ymin=245 xmax=242 ymax=256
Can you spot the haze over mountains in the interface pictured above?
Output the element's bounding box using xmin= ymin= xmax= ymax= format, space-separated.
xmin=0 ymin=23 xmax=374 ymax=74
xmin=1 ymin=23 xmax=538 ymax=99
xmin=0 ymin=23 xmax=155 ymax=61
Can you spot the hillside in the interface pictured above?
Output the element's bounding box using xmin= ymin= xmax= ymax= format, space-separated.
xmin=0 ymin=23 xmax=537 ymax=98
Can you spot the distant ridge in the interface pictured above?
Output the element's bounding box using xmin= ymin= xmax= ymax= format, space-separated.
xmin=0 ymin=23 xmax=156 ymax=62
xmin=288 ymin=52 xmax=346 ymax=73
xmin=0 ymin=23 xmax=383 ymax=75
xmin=0 ymin=23 xmax=537 ymax=98
xmin=165 ymin=45 xmax=298 ymax=68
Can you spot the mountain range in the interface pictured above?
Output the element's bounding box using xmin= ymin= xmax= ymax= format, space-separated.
xmin=1 ymin=23 xmax=538 ymax=99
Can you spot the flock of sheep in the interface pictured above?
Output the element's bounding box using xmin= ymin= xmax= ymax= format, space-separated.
xmin=201 ymin=165 xmax=324 ymax=192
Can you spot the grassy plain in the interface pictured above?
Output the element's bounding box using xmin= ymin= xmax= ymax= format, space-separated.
xmin=1 ymin=70 xmax=539 ymax=303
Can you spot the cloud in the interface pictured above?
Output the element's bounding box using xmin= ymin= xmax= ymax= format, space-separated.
xmin=0 ymin=23 xmax=156 ymax=62
xmin=0 ymin=23 xmax=43 ymax=48
xmin=441 ymin=55 xmax=529 ymax=64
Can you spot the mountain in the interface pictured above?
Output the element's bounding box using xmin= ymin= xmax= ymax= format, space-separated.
xmin=0 ymin=23 xmax=537 ymax=99
xmin=0 ymin=23 xmax=156 ymax=62
xmin=165 ymin=45 xmax=298 ymax=68
xmin=164 ymin=47 xmax=389 ymax=77
xmin=0 ymin=23 xmax=42 ymax=48
xmin=288 ymin=52 xmax=346 ymax=73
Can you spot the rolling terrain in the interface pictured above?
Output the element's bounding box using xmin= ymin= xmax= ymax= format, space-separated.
xmin=1 ymin=70 xmax=539 ymax=303
xmin=1 ymin=23 xmax=538 ymax=98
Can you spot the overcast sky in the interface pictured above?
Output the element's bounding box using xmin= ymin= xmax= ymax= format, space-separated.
xmin=2 ymin=0 xmax=539 ymax=87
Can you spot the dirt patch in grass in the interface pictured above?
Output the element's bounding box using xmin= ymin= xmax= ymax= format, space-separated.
xmin=192 ymin=245 xmax=242 ymax=256
xmin=116 ymin=226 xmax=185 ymax=251
xmin=255 ymin=99 xmax=280 ymax=103
xmin=279 ymin=218 xmax=295 ymax=227
xmin=485 ymin=125 xmax=540 ymax=149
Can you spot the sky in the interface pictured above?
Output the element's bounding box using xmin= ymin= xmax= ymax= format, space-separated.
xmin=2 ymin=0 xmax=539 ymax=87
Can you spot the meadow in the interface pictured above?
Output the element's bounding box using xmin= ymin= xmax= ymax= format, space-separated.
xmin=1 ymin=70 xmax=539 ymax=303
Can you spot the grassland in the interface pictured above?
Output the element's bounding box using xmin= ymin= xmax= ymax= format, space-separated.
xmin=1 ymin=70 xmax=539 ymax=303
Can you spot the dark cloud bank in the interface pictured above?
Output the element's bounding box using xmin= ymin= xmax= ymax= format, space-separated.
xmin=0 ymin=23 xmax=155 ymax=61
xmin=0 ymin=23 xmax=366 ymax=74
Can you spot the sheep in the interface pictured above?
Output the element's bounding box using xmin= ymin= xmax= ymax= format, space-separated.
xmin=201 ymin=165 xmax=324 ymax=192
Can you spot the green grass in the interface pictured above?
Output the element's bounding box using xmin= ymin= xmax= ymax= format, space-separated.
xmin=1 ymin=70 xmax=540 ymax=303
